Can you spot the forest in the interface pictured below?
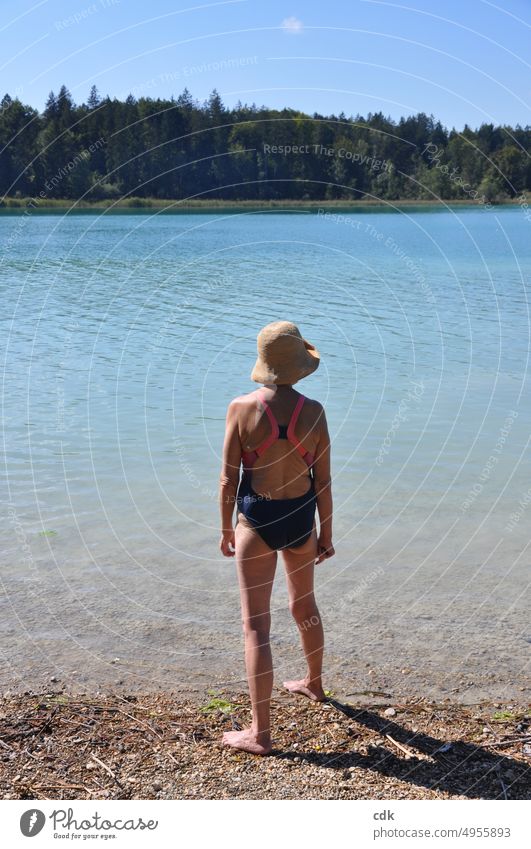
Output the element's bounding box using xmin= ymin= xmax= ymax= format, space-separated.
xmin=0 ymin=84 xmax=530 ymax=203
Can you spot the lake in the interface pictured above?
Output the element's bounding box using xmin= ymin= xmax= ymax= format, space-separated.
xmin=1 ymin=206 xmax=529 ymax=702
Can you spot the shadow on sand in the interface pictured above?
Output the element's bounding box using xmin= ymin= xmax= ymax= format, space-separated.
xmin=273 ymin=699 xmax=530 ymax=799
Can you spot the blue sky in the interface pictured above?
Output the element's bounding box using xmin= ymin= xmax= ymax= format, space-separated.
xmin=2 ymin=0 xmax=530 ymax=130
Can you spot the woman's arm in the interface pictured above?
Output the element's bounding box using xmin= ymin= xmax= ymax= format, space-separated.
xmin=312 ymin=404 xmax=335 ymax=564
xmin=219 ymin=399 xmax=242 ymax=557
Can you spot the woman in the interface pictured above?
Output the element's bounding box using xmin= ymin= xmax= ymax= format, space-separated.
xmin=219 ymin=320 xmax=335 ymax=755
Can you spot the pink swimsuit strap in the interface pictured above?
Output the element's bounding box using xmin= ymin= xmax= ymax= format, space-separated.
xmin=241 ymin=390 xmax=315 ymax=470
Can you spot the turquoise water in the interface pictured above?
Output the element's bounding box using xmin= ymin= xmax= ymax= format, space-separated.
xmin=1 ymin=207 xmax=530 ymax=697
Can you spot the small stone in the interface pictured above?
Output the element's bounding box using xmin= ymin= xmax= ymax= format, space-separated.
xmin=50 ymin=676 xmax=58 ymax=683
xmin=384 ymin=707 xmax=396 ymax=717
xmin=152 ymin=781 xmax=162 ymax=791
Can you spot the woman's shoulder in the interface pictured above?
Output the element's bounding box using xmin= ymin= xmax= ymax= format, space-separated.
xmin=230 ymin=389 xmax=259 ymax=403
xmin=300 ymin=394 xmax=325 ymax=415
xmin=226 ymin=390 xmax=259 ymax=413
xmin=299 ymin=395 xmax=327 ymax=435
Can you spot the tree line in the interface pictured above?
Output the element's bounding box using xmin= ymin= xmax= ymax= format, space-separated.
xmin=0 ymin=84 xmax=529 ymax=203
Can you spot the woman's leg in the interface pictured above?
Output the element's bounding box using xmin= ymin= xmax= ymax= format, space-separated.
xmin=282 ymin=522 xmax=326 ymax=701
xmin=222 ymin=517 xmax=277 ymax=755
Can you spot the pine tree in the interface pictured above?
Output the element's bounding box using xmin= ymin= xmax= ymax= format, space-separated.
xmin=87 ymin=85 xmax=101 ymax=109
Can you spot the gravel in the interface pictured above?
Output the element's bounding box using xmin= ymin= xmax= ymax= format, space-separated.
xmin=0 ymin=689 xmax=529 ymax=800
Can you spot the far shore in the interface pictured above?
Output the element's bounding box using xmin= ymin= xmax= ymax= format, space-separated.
xmin=0 ymin=195 xmax=529 ymax=212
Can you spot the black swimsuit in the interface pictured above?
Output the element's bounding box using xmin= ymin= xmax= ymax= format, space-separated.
xmin=237 ymin=391 xmax=317 ymax=550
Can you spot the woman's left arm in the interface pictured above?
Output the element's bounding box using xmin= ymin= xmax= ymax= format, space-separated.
xmin=219 ymin=399 xmax=242 ymax=557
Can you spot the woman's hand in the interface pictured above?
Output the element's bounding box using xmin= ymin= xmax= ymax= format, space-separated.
xmin=315 ymin=534 xmax=335 ymax=564
xmin=220 ymin=529 xmax=236 ymax=557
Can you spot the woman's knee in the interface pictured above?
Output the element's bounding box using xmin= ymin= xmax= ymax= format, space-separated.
xmin=289 ymin=595 xmax=319 ymax=625
xmin=241 ymin=611 xmax=271 ymax=641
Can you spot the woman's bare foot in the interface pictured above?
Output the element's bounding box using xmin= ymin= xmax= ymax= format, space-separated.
xmin=283 ymin=678 xmax=326 ymax=701
xmin=222 ymin=727 xmax=272 ymax=755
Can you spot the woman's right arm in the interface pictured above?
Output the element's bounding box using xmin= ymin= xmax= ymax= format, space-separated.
xmin=312 ymin=404 xmax=335 ymax=564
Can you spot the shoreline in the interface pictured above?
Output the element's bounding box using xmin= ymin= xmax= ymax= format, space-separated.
xmin=1 ymin=689 xmax=529 ymax=800
xmin=2 ymin=629 xmax=528 ymax=708
xmin=0 ymin=196 xmax=528 ymax=212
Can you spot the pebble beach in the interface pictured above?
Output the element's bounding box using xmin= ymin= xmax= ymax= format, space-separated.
xmin=0 ymin=689 xmax=529 ymax=801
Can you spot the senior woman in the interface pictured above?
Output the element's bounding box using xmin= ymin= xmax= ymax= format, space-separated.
xmin=219 ymin=321 xmax=335 ymax=755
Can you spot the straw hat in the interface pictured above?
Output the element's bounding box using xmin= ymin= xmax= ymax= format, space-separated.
xmin=251 ymin=321 xmax=320 ymax=385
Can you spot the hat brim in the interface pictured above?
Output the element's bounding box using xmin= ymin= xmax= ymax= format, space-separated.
xmin=251 ymin=337 xmax=320 ymax=384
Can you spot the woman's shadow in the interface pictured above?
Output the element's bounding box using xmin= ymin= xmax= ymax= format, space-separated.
xmin=275 ymin=698 xmax=530 ymax=799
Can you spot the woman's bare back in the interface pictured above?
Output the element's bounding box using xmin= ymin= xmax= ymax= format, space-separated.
xmin=234 ymin=387 xmax=325 ymax=500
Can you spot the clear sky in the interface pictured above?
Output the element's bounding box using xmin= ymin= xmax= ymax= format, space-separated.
xmin=2 ymin=0 xmax=530 ymax=130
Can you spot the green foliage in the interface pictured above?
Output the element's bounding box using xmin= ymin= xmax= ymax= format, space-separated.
xmin=200 ymin=695 xmax=239 ymax=714
xmin=477 ymin=172 xmax=506 ymax=203
xmin=89 ymin=180 xmax=121 ymax=200
xmin=492 ymin=710 xmax=517 ymax=721
xmin=0 ymin=86 xmax=529 ymax=202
